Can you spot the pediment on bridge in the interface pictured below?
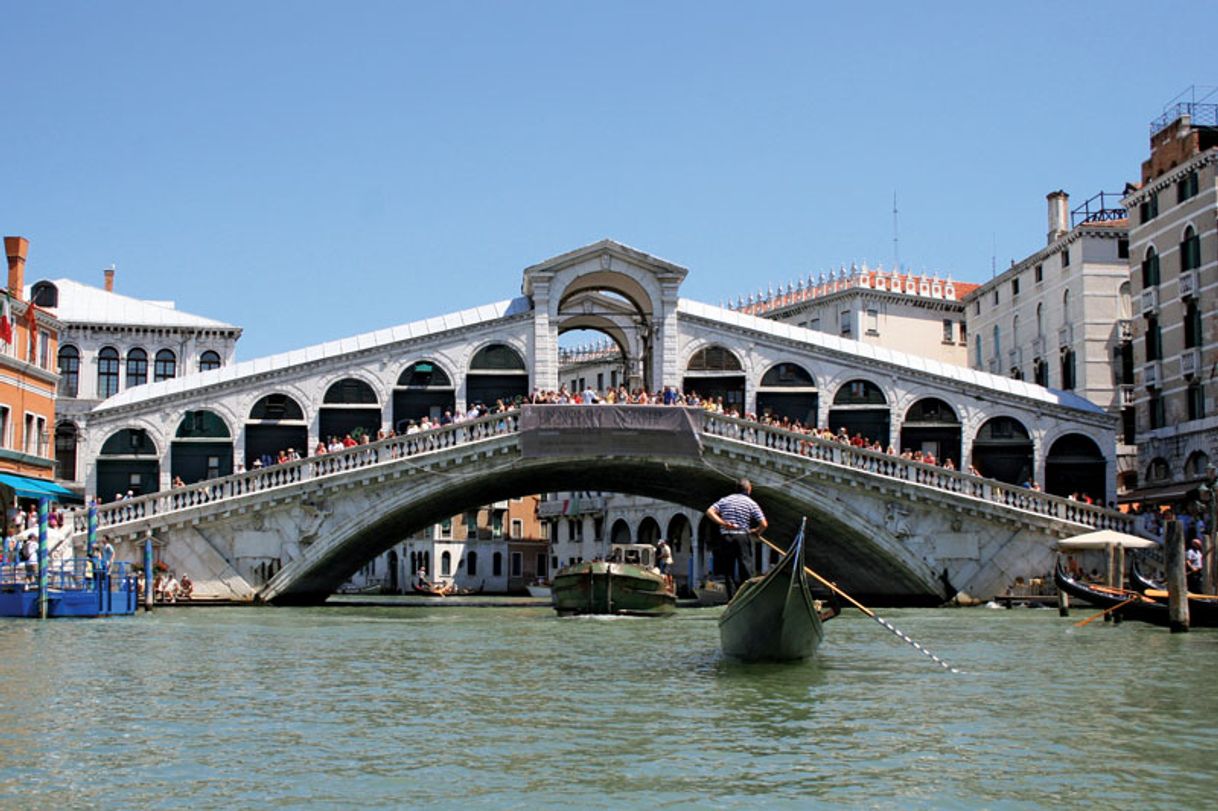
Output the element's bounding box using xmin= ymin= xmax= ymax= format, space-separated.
xmin=521 ymin=239 xmax=689 ymax=303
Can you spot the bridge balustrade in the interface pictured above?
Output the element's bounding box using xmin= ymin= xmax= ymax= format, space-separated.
xmin=76 ymin=406 xmax=1129 ymax=537
xmin=75 ymin=412 xmax=520 ymax=533
xmin=700 ymin=412 xmax=1132 ymax=533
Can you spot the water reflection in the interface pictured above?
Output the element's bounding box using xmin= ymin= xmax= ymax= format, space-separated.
xmin=2 ymin=605 xmax=1218 ymax=808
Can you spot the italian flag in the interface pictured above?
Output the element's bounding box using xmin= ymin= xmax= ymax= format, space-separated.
xmin=0 ymin=292 xmax=12 ymax=345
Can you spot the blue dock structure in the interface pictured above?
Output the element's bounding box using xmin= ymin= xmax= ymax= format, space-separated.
xmin=1 ymin=497 xmax=137 ymax=618
xmin=0 ymin=558 xmax=138 ymax=618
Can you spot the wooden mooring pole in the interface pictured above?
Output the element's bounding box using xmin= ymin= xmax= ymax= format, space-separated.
xmin=143 ymin=534 xmax=154 ymax=613
xmin=1164 ymin=520 xmax=1189 ymax=633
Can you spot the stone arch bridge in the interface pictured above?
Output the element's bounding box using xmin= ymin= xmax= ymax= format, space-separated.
xmin=73 ymin=406 xmax=1131 ymax=605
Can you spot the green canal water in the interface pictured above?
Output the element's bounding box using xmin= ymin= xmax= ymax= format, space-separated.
xmin=1 ymin=601 xmax=1216 ymax=809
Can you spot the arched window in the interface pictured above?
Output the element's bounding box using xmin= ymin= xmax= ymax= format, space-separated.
xmin=469 ymin=344 xmax=526 ymax=371
xmin=991 ymin=325 xmax=1001 ymax=360
xmin=1181 ymin=225 xmax=1201 ymax=272
xmin=323 ymin=378 xmax=378 ymax=404
xmin=58 ymin=345 xmax=80 ymax=397
xmin=1036 ymin=303 xmax=1044 ymax=337
xmin=760 ymin=363 xmax=815 ymax=387
xmin=1011 ymin=315 xmax=1020 ymax=348
xmin=466 ymin=551 xmax=478 ymax=576
xmin=249 ymin=394 xmax=304 ymax=421
xmin=1184 ymin=451 xmax=1210 ymax=478
xmin=127 ymin=348 xmax=148 ymax=387
xmin=30 ymin=281 xmax=58 ymax=308
xmin=1142 ymin=246 xmax=1160 ymax=287
xmin=100 ymin=428 xmax=157 ymax=456
xmin=1062 ymin=290 xmax=1071 ymax=324
xmin=199 ymin=350 xmax=222 ymax=372
xmin=686 ymin=345 xmax=743 ymax=371
xmin=154 ymin=349 xmax=177 ymax=382
xmin=492 ymin=552 xmax=503 ymax=577
xmin=1118 ymin=282 xmax=1132 ymax=320
xmin=398 ymin=361 xmax=452 ymax=387
xmin=98 ymin=347 xmax=120 ymax=398
xmin=833 ymin=379 xmax=886 ymax=405
xmin=441 ymin=551 xmax=452 ymax=577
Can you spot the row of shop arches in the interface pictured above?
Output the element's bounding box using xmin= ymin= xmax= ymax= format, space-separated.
xmin=82 ymin=340 xmax=1108 ymax=502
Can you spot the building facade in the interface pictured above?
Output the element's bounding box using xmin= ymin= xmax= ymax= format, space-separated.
xmin=344 ymin=495 xmax=547 ymax=594
xmin=1 ymin=237 xmax=62 ymax=488
xmin=1122 ymin=99 xmax=1218 ymax=503
xmin=30 ymin=270 xmax=242 ymax=489
xmin=963 ymin=191 xmax=1132 ymax=498
xmin=736 ymin=265 xmax=977 ymax=366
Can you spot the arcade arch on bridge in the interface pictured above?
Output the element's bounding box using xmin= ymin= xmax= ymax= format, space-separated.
xmin=610 ymin=518 xmax=631 ymax=544
xmin=321 ymin=377 xmax=381 ymax=442
xmin=830 ymin=379 xmax=889 ymax=445
xmin=171 ymin=410 xmax=233 ymax=484
xmin=394 ymin=360 xmax=456 ymax=430
xmin=246 ymin=393 xmax=307 ymax=467
xmin=756 ymin=362 xmax=817 ymax=426
xmin=466 ymin=343 xmax=528 ymax=408
xmin=1044 ymin=433 xmax=1106 ymax=501
xmin=636 ymin=516 xmax=661 ymax=544
xmin=98 ymin=428 xmax=159 ymax=502
xmin=900 ymin=398 xmax=961 ymax=466
xmin=683 ymin=345 xmax=745 ymax=412
xmin=971 ymin=416 xmax=1033 ymax=485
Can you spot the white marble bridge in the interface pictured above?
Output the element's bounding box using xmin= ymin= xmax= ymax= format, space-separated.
xmin=72 ymin=406 xmax=1131 ymax=605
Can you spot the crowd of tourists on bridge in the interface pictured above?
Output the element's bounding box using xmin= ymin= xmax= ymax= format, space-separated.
xmin=143 ymin=382 xmax=1111 ymax=520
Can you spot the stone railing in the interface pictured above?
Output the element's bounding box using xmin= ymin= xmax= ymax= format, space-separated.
xmin=76 ymin=411 xmax=521 ymax=533
xmin=77 ymin=405 xmax=1130 ymax=537
xmin=699 ymin=411 xmax=1132 ymax=532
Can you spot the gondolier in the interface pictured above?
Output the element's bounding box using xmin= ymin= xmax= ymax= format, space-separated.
xmin=706 ymin=478 xmax=768 ymax=598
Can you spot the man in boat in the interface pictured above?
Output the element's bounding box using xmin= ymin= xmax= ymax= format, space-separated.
xmin=706 ymin=478 xmax=768 ymax=599
xmin=1187 ymin=538 xmax=1204 ymax=593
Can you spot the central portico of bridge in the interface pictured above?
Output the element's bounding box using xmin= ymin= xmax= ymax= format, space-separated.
xmin=73 ymin=240 xmax=1122 ymax=600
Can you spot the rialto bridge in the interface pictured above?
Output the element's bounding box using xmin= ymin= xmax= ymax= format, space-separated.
xmin=70 ymin=240 xmax=1124 ymax=603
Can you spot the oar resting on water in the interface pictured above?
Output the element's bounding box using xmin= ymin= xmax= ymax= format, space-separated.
xmin=756 ymin=535 xmax=963 ymax=674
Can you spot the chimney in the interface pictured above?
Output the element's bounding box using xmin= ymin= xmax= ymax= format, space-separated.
xmin=104 ymin=265 xmax=115 ymax=292
xmin=5 ymin=236 xmax=29 ymax=299
xmin=1046 ymin=190 xmax=1069 ymax=245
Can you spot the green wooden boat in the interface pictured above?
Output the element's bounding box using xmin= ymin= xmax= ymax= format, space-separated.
xmin=718 ymin=519 xmax=833 ymax=661
xmin=551 ymin=544 xmax=676 ymax=616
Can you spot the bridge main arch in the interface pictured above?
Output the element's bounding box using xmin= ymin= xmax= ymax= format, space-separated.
xmin=259 ymin=440 xmax=937 ymax=605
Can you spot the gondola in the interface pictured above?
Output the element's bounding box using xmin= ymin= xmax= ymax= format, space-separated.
xmin=1053 ymin=559 xmax=1170 ymax=626
xmin=1127 ymin=557 xmax=1218 ymax=626
xmin=1129 ymin=556 xmax=1162 ymax=593
xmin=718 ymin=519 xmax=837 ymax=662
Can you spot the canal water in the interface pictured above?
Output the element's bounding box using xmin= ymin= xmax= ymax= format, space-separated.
xmin=1 ymin=602 xmax=1216 ymax=809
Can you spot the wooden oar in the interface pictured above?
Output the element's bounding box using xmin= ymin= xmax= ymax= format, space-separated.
xmin=1073 ymin=596 xmax=1139 ymax=627
xmin=756 ymin=535 xmax=962 ymax=674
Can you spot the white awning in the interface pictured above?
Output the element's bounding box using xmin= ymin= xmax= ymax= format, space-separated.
xmin=1058 ymin=529 xmax=1158 ymax=550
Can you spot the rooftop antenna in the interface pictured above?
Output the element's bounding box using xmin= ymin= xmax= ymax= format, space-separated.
xmin=892 ymin=191 xmax=900 ymax=271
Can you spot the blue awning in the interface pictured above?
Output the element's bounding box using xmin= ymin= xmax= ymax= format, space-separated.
xmin=0 ymin=472 xmax=84 ymax=504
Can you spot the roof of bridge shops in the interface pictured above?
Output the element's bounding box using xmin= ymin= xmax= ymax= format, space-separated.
xmin=87 ymin=240 xmax=1106 ymax=417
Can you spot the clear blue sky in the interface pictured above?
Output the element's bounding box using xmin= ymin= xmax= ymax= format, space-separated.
xmin=3 ymin=1 xmax=1212 ymax=359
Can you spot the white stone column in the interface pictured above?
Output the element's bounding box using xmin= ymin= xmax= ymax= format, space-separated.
xmin=657 ymin=284 xmax=681 ymax=391
xmin=531 ymin=278 xmax=558 ymax=392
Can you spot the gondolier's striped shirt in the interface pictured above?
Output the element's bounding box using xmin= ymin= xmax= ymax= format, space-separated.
xmin=711 ymin=493 xmax=765 ymax=537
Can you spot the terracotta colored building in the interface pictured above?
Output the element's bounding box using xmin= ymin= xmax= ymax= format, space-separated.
xmin=1 ymin=236 xmax=69 ymax=498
